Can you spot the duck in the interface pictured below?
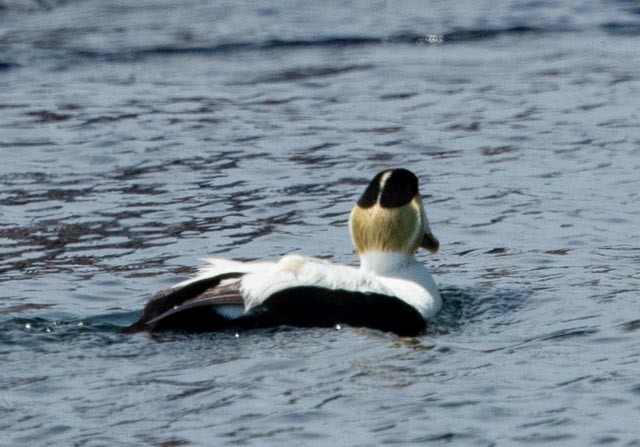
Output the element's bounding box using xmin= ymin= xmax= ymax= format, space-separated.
xmin=125 ymin=168 xmax=441 ymax=336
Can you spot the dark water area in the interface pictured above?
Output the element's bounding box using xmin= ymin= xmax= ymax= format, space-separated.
xmin=1 ymin=0 xmax=640 ymax=445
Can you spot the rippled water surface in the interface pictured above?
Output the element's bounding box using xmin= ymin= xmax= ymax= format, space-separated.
xmin=2 ymin=0 xmax=640 ymax=445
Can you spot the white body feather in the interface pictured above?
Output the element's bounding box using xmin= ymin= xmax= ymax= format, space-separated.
xmin=176 ymin=253 xmax=441 ymax=320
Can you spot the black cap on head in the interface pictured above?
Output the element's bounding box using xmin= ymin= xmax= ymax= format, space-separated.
xmin=357 ymin=168 xmax=419 ymax=209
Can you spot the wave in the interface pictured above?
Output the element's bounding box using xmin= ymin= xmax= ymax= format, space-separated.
xmin=62 ymin=25 xmax=559 ymax=63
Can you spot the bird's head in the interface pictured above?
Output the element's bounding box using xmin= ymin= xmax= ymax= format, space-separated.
xmin=349 ymin=168 xmax=439 ymax=256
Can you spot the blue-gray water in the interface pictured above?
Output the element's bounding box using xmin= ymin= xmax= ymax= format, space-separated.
xmin=1 ymin=0 xmax=640 ymax=445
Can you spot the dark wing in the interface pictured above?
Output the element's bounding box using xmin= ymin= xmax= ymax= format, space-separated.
xmin=125 ymin=280 xmax=426 ymax=336
xmin=238 ymin=286 xmax=426 ymax=336
xmin=123 ymin=272 xmax=244 ymax=333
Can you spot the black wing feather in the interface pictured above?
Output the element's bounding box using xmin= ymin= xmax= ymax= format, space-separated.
xmin=126 ymin=280 xmax=426 ymax=336
xmin=238 ymin=287 xmax=426 ymax=336
xmin=123 ymin=272 xmax=243 ymax=333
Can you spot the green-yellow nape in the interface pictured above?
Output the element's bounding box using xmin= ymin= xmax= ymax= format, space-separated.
xmin=350 ymin=195 xmax=426 ymax=254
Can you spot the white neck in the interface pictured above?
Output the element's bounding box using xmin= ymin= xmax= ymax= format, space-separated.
xmin=358 ymin=251 xmax=440 ymax=304
xmin=358 ymin=252 xmax=418 ymax=276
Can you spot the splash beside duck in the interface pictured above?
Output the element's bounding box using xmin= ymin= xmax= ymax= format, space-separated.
xmin=125 ymin=168 xmax=441 ymax=336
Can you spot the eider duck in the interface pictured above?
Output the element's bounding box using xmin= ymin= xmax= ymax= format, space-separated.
xmin=125 ymin=168 xmax=441 ymax=336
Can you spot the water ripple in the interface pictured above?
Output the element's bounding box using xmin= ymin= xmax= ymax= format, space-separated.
xmin=2 ymin=0 xmax=640 ymax=445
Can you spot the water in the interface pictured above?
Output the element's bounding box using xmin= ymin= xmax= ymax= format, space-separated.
xmin=1 ymin=0 xmax=640 ymax=445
